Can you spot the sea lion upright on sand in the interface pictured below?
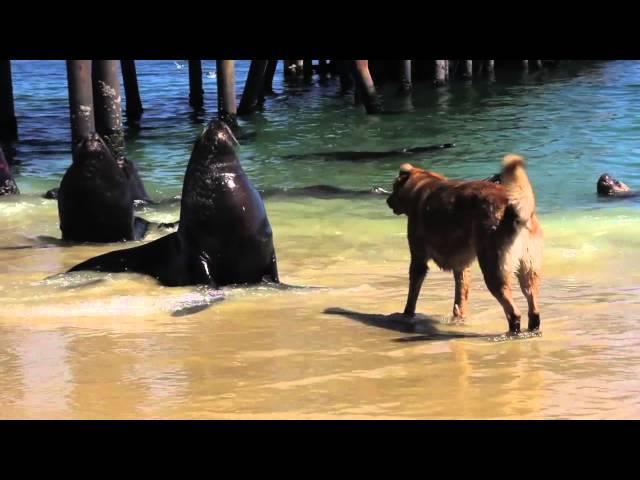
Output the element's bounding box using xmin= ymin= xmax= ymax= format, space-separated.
xmin=57 ymin=132 xmax=150 ymax=243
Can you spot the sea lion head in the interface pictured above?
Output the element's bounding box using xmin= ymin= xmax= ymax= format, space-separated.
xmin=597 ymin=173 xmax=630 ymax=196
xmin=74 ymin=132 xmax=116 ymax=166
xmin=199 ymin=119 xmax=239 ymax=155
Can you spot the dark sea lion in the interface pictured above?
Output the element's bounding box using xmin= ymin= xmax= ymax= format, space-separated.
xmin=68 ymin=119 xmax=279 ymax=288
xmin=282 ymin=143 xmax=455 ymax=162
xmin=44 ymin=156 xmax=151 ymax=204
xmin=260 ymin=185 xmax=390 ymax=199
xmin=120 ymin=157 xmax=152 ymax=204
xmin=57 ymin=132 xmax=149 ymax=243
xmin=597 ymin=173 xmax=640 ymax=198
xmin=0 ymin=145 xmax=19 ymax=196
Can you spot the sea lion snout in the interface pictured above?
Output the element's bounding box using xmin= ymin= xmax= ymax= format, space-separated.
xmin=79 ymin=132 xmax=108 ymax=153
xmin=202 ymin=119 xmax=239 ymax=151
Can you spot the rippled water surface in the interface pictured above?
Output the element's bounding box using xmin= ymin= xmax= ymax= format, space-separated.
xmin=1 ymin=60 xmax=639 ymax=419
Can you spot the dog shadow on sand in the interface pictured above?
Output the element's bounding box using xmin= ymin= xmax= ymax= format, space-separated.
xmin=323 ymin=307 xmax=497 ymax=343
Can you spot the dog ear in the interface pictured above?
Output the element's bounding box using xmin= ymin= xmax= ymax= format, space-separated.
xmin=399 ymin=163 xmax=414 ymax=177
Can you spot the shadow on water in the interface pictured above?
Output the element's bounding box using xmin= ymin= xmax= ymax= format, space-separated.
xmin=323 ymin=307 xmax=488 ymax=341
xmin=171 ymin=293 xmax=225 ymax=317
xmin=323 ymin=307 xmax=542 ymax=343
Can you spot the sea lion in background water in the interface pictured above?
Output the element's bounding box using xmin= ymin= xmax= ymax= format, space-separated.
xmin=68 ymin=119 xmax=279 ymax=288
xmin=260 ymin=185 xmax=390 ymax=199
xmin=133 ymin=185 xmax=390 ymax=208
xmin=597 ymin=173 xmax=640 ymax=198
xmin=58 ymin=133 xmax=150 ymax=243
xmin=282 ymin=143 xmax=455 ymax=161
xmin=0 ymin=146 xmax=19 ymax=196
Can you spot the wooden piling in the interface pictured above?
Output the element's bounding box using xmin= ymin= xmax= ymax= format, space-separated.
xmin=120 ymin=60 xmax=143 ymax=122
xmin=398 ymin=60 xmax=412 ymax=93
xmin=353 ymin=60 xmax=381 ymax=114
xmin=283 ymin=60 xmax=294 ymax=77
xmin=66 ymin=60 xmax=95 ymax=151
xmin=486 ymin=60 xmax=495 ymax=73
xmin=336 ymin=60 xmax=354 ymax=93
xmin=317 ymin=59 xmax=329 ymax=77
xmin=92 ymin=60 xmax=125 ymax=160
xmin=303 ymin=59 xmax=313 ymax=82
xmin=188 ymin=60 xmax=204 ymax=109
xmin=263 ymin=60 xmax=278 ymax=95
xmin=0 ymin=60 xmax=18 ymax=143
xmin=238 ymin=60 xmax=268 ymax=116
xmin=216 ymin=60 xmax=237 ymax=127
xmin=434 ymin=60 xmax=447 ymax=86
xmin=462 ymin=60 xmax=473 ymax=79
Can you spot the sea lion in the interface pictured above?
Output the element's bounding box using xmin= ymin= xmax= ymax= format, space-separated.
xmin=43 ymin=156 xmax=151 ymax=203
xmin=68 ymin=119 xmax=279 ymax=288
xmin=260 ymin=185 xmax=390 ymax=199
xmin=57 ymin=132 xmax=149 ymax=243
xmin=597 ymin=173 xmax=640 ymax=198
xmin=282 ymin=143 xmax=455 ymax=162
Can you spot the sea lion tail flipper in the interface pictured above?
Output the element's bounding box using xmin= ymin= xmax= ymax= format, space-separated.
xmin=500 ymin=154 xmax=536 ymax=222
xmin=68 ymin=244 xmax=145 ymax=274
xmin=68 ymin=232 xmax=180 ymax=277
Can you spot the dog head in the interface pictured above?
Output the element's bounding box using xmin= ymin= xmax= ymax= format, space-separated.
xmin=387 ymin=163 xmax=446 ymax=215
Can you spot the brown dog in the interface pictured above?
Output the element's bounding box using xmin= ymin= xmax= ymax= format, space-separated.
xmin=387 ymin=154 xmax=543 ymax=333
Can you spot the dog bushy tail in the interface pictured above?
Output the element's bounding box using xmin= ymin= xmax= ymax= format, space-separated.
xmin=500 ymin=154 xmax=536 ymax=222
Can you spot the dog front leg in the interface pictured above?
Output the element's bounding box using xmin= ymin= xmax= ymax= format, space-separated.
xmin=453 ymin=268 xmax=470 ymax=318
xmin=404 ymin=257 xmax=428 ymax=317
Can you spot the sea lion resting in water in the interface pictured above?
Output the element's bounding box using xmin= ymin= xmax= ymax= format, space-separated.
xmin=597 ymin=173 xmax=640 ymax=198
xmin=0 ymin=145 xmax=19 ymax=196
xmin=57 ymin=133 xmax=151 ymax=243
xmin=490 ymin=171 xmax=640 ymax=199
xmin=282 ymin=143 xmax=455 ymax=161
xmin=68 ymin=119 xmax=279 ymax=288
xmin=260 ymin=185 xmax=390 ymax=198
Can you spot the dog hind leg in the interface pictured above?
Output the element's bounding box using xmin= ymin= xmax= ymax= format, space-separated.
xmin=453 ymin=268 xmax=470 ymax=318
xmin=478 ymin=251 xmax=522 ymax=333
xmin=517 ymin=263 xmax=541 ymax=331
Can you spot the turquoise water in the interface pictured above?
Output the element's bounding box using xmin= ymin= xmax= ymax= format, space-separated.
xmin=8 ymin=60 xmax=640 ymax=215
xmin=1 ymin=60 xmax=639 ymax=419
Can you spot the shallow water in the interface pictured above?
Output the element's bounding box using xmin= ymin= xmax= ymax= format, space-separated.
xmin=1 ymin=60 xmax=639 ymax=419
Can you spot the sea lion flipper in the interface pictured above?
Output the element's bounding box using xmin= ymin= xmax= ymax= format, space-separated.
xmin=133 ymin=216 xmax=150 ymax=240
xmin=157 ymin=221 xmax=180 ymax=230
xmin=68 ymin=232 xmax=185 ymax=285
xmin=263 ymin=251 xmax=280 ymax=283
